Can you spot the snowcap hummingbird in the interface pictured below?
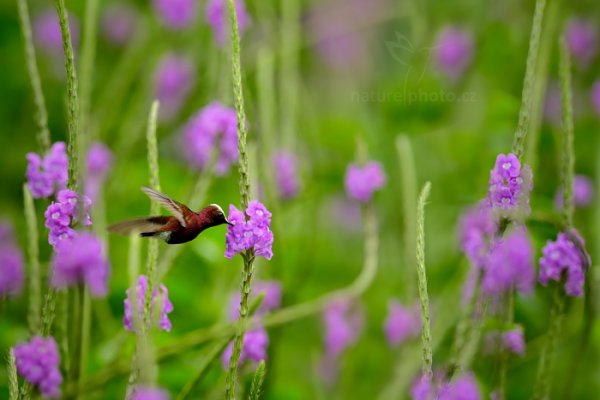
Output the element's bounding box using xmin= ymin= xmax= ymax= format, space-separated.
xmin=108 ymin=187 xmax=231 ymax=244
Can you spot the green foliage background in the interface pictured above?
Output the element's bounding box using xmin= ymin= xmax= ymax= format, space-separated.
xmin=1 ymin=0 xmax=600 ymax=398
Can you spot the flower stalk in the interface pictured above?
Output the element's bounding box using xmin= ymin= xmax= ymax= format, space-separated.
xmin=224 ymin=0 xmax=256 ymax=397
xmin=23 ymin=185 xmax=41 ymax=334
xmin=16 ymin=0 xmax=51 ymax=152
xmin=416 ymin=182 xmax=433 ymax=379
xmin=248 ymin=360 xmax=266 ymax=400
xmin=532 ymin=35 xmax=575 ymax=400
xmin=7 ymin=349 xmax=19 ymax=400
xmin=512 ymin=0 xmax=547 ymax=159
xmin=54 ymin=0 xmax=80 ymax=189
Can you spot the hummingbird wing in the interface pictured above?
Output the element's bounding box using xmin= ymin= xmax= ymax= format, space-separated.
xmin=108 ymin=216 xmax=171 ymax=235
xmin=141 ymin=187 xmax=193 ymax=227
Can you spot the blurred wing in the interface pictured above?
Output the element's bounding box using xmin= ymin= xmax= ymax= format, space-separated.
xmin=141 ymin=187 xmax=190 ymax=227
xmin=108 ymin=217 xmax=169 ymax=235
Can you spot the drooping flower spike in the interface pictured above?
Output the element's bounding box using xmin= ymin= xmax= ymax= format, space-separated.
xmin=554 ymin=174 xmax=594 ymax=210
xmin=411 ymin=371 xmax=481 ymax=400
xmin=182 ymin=102 xmax=239 ymax=175
xmin=273 ymin=150 xmax=301 ymax=200
xmin=124 ymin=275 xmax=174 ymax=332
xmin=539 ymin=230 xmax=590 ymax=297
xmin=344 ymin=161 xmax=386 ymax=203
xmin=26 ymin=142 xmax=68 ymax=199
xmin=565 ymin=18 xmax=597 ymax=68
xmin=155 ymin=54 xmax=195 ymax=120
xmin=458 ymin=201 xmax=497 ymax=269
xmin=13 ymin=336 xmax=63 ymax=398
xmin=0 ymin=221 xmax=24 ymax=297
xmin=383 ymin=299 xmax=421 ymax=347
xmin=434 ymin=26 xmax=474 ymax=81
xmin=481 ymin=226 xmax=535 ymax=296
xmin=85 ymin=142 xmax=113 ymax=202
xmin=131 ymin=386 xmax=171 ymax=400
xmin=101 ymin=4 xmax=138 ymax=45
xmin=152 ymin=0 xmax=196 ymax=30
xmin=51 ymin=233 xmax=110 ymax=297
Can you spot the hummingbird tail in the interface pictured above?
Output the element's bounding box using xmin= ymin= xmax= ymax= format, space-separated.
xmin=108 ymin=217 xmax=170 ymax=236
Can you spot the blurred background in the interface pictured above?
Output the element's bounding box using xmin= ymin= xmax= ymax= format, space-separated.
xmin=1 ymin=0 xmax=600 ymax=398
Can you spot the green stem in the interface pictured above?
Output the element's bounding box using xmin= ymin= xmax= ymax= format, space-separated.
xmin=54 ymin=0 xmax=80 ymax=189
xmin=416 ymin=182 xmax=433 ymax=379
xmin=532 ymin=284 xmax=565 ymax=400
xmin=225 ymin=0 xmax=255 ymax=397
xmin=448 ymin=270 xmax=481 ymax=377
xmin=524 ymin=0 xmax=559 ymax=172
xmin=78 ymin=0 xmax=99 ymax=142
xmin=248 ymin=360 xmax=266 ymax=400
xmin=511 ymin=0 xmax=547 ymax=158
xmin=16 ymin=0 xmax=51 ymax=152
xmin=7 ymin=349 xmax=19 ymax=400
xmin=396 ymin=135 xmax=418 ymax=298
xmin=175 ymin=338 xmax=232 ymax=400
xmin=144 ymin=100 xmax=161 ymax=327
xmin=126 ymin=233 xmax=143 ymax=394
xmin=558 ymin=36 xmax=575 ymax=228
xmin=23 ymin=185 xmax=41 ymax=334
xmin=279 ymin=0 xmax=300 ymax=148
xmin=256 ymin=47 xmax=277 ymax=203
xmin=498 ymin=289 xmax=515 ymax=400
xmin=78 ymin=287 xmax=91 ymax=399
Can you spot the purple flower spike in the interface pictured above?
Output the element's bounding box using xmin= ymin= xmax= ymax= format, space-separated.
xmin=26 ymin=142 xmax=68 ymax=199
xmin=459 ymin=201 xmax=497 ymax=269
xmin=0 ymin=222 xmax=25 ymax=297
xmin=85 ymin=142 xmax=113 ymax=202
xmin=411 ymin=372 xmax=481 ymax=400
xmin=51 ymin=233 xmax=109 ymax=297
xmin=434 ymin=26 xmax=474 ymax=81
xmin=34 ymin=10 xmax=80 ymax=56
xmin=539 ymin=231 xmax=589 ymax=297
xmin=383 ymin=299 xmax=420 ymax=347
xmin=155 ymin=54 xmax=195 ymax=120
xmin=124 ymin=275 xmax=174 ymax=332
xmin=45 ymin=189 xmax=92 ymax=248
xmin=206 ymin=0 xmax=250 ymax=46
xmin=411 ymin=374 xmax=433 ymax=400
xmin=225 ymin=201 xmax=274 ymax=260
xmin=592 ymin=80 xmax=600 ymax=117
xmin=503 ymin=327 xmax=525 ymax=356
xmin=323 ymin=298 xmax=363 ymax=359
xmin=487 ymin=153 xmax=533 ymax=217
xmin=152 ymin=0 xmax=196 ymax=30
xmin=554 ymin=174 xmax=594 ymax=210
xmin=101 ymin=4 xmax=138 ymax=45
xmin=229 ymin=279 xmax=282 ymax=320
xmin=182 ymin=102 xmax=239 ymax=175
xmin=273 ymin=151 xmax=301 ymax=200
xmin=221 ymin=327 xmax=269 ymax=369
xmin=482 ymin=227 xmax=535 ymax=296
xmin=566 ymin=18 xmax=597 ymax=68
xmin=131 ymin=386 xmax=170 ymax=400
xmin=344 ymin=161 xmax=386 ymax=203
xmin=13 ymin=336 xmax=62 ymax=398
xmin=438 ymin=373 xmax=481 ymax=400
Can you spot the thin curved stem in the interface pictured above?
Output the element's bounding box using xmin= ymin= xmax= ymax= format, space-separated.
xmin=511 ymin=0 xmax=547 ymax=158
xmin=16 ymin=0 xmax=51 ymax=152
xmin=416 ymin=182 xmax=433 ymax=378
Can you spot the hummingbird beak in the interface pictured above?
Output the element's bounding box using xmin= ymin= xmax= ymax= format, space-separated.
xmin=225 ymin=218 xmax=233 ymax=226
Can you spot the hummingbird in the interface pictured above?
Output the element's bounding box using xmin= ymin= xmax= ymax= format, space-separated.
xmin=108 ymin=187 xmax=231 ymax=244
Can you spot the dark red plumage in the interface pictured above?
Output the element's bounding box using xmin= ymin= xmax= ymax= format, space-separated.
xmin=108 ymin=188 xmax=230 ymax=244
